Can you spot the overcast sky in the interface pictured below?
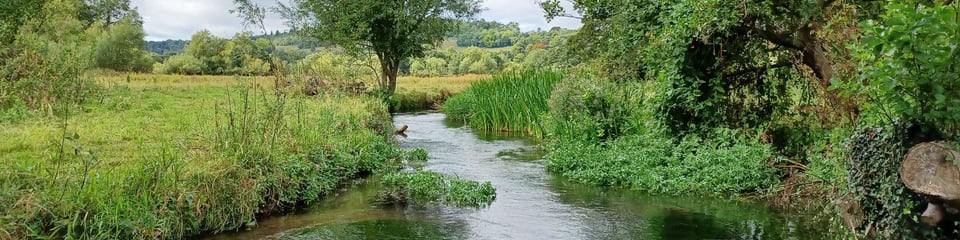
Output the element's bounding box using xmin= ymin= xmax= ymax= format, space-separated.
xmin=132 ymin=0 xmax=582 ymax=41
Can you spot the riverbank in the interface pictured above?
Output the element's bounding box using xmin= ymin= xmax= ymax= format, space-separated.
xmin=441 ymin=70 xmax=854 ymax=227
xmin=389 ymin=74 xmax=488 ymax=112
xmin=0 ymin=75 xmax=411 ymax=239
xmin=205 ymin=112 xmax=837 ymax=239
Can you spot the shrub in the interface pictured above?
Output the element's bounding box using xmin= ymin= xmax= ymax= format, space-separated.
xmin=544 ymin=75 xmax=647 ymax=143
xmin=155 ymin=54 xmax=203 ymax=75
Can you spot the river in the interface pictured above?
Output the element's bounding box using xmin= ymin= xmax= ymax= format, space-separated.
xmin=204 ymin=112 xmax=831 ymax=239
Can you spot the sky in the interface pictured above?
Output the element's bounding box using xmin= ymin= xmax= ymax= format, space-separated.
xmin=132 ymin=0 xmax=583 ymax=41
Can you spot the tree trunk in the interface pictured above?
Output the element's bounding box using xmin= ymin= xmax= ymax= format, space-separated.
xmin=378 ymin=54 xmax=400 ymax=94
xmin=798 ymin=24 xmax=834 ymax=87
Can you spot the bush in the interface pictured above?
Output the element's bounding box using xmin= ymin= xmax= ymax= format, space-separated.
xmin=544 ymin=75 xmax=647 ymax=142
xmin=155 ymin=54 xmax=203 ymax=75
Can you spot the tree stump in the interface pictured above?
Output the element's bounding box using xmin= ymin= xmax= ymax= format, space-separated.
xmin=900 ymin=141 xmax=960 ymax=226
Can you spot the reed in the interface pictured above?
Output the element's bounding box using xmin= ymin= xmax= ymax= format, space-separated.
xmin=443 ymin=70 xmax=561 ymax=137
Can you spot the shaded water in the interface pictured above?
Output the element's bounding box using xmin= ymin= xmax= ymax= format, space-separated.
xmin=207 ymin=112 xmax=830 ymax=239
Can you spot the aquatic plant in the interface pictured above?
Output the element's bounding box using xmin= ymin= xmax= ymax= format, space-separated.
xmin=379 ymin=171 xmax=496 ymax=207
xmin=443 ymin=70 xmax=561 ymax=136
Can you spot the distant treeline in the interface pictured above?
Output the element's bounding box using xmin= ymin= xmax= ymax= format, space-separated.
xmin=452 ymin=20 xmax=520 ymax=48
xmin=146 ymin=31 xmax=325 ymax=56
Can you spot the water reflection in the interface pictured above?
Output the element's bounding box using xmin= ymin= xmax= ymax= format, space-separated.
xmin=279 ymin=219 xmax=471 ymax=240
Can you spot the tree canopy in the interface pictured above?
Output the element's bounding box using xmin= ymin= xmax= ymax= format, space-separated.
xmin=540 ymin=0 xmax=887 ymax=133
xmin=279 ymin=0 xmax=482 ymax=93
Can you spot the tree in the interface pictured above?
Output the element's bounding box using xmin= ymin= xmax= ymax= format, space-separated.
xmin=93 ymin=14 xmax=154 ymax=72
xmin=279 ymin=0 xmax=482 ymax=94
xmin=540 ymin=0 xmax=886 ymax=132
xmin=185 ymin=30 xmax=228 ymax=74
xmin=0 ymin=0 xmax=47 ymax=45
xmin=79 ymin=0 xmax=133 ymax=27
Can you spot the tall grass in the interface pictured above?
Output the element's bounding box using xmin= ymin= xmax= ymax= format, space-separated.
xmin=443 ymin=70 xmax=561 ymax=136
xmin=0 ymin=75 xmax=408 ymax=239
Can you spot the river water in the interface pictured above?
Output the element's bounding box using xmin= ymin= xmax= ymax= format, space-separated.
xmin=205 ymin=112 xmax=830 ymax=240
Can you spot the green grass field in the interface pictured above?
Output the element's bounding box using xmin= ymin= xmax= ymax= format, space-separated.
xmin=0 ymin=74 xmax=410 ymax=239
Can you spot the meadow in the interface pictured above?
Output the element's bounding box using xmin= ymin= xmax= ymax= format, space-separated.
xmin=0 ymin=73 xmax=429 ymax=239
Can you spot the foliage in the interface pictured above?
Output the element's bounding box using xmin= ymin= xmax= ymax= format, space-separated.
xmin=154 ymin=31 xmax=273 ymax=76
xmin=146 ymin=39 xmax=188 ymax=54
xmin=544 ymin=74 xmax=648 ymax=143
xmin=379 ymin=170 xmax=496 ymax=207
xmin=443 ymin=70 xmax=561 ymax=136
xmin=405 ymin=148 xmax=429 ymax=162
xmin=185 ymin=30 xmax=230 ymax=74
xmin=845 ymin=122 xmax=939 ymax=239
xmin=296 ymin=51 xmax=378 ymax=84
xmin=539 ymin=0 xmax=888 ymax=135
xmin=409 ymin=57 xmax=449 ymax=76
xmin=153 ymin=54 xmax=203 ymax=75
xmin=279 ymin=0 xmax=482 ymax=93
xmin=0 ymin=0 xmax=45 ymax=45
xmin=849 ymin=1 xmax=960 ymax=135
xmin=0 ymin=0 xmax=100 ymax=112
xmin=546 ymin=128 xmax=780 ymax=196
xmin=92 ymin=15 xmax=155 ymax=72
xmin=78 ymin=0 xmax=132 ymax=27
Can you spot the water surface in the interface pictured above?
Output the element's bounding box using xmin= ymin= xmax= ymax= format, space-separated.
xmin=207 ymin=112 xmax=829 ymax=240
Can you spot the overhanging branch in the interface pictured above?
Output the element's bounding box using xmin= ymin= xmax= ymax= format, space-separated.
xmin=723 ymin=60 xmax=795 ymax=78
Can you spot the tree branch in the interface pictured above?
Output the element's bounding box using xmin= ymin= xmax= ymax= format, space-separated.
xmin=723 ymin=60 xmax=795 ymax=78
xmin=753 ymin=27 xmax=804 ymax=51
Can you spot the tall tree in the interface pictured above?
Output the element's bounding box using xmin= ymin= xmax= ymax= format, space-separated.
xmin=80 ymin=0 xmax=133 ymax=27
xmin=278 ymin=0 xmax=482 ymax=93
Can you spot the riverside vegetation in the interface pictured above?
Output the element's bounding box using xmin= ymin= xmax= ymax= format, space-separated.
xmin=0 ymin=0 xmax=495 ymax=238
xmin=4 ymin=0 xmax=960 ymax=239
xmin=445 ymin=0 xmax=960 ymax=239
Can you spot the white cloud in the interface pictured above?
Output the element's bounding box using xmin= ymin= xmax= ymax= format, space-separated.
xmin=480 ymin=0 xmax=581 ymax=31
xmin=132 ymin=0 xmax=582 ymax=41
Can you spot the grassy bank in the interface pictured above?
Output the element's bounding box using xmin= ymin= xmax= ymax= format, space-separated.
xmin=389 ymin=74 xmax=487 ymax=112
xmin=0 ymin=74 xmax=410 ymax=239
